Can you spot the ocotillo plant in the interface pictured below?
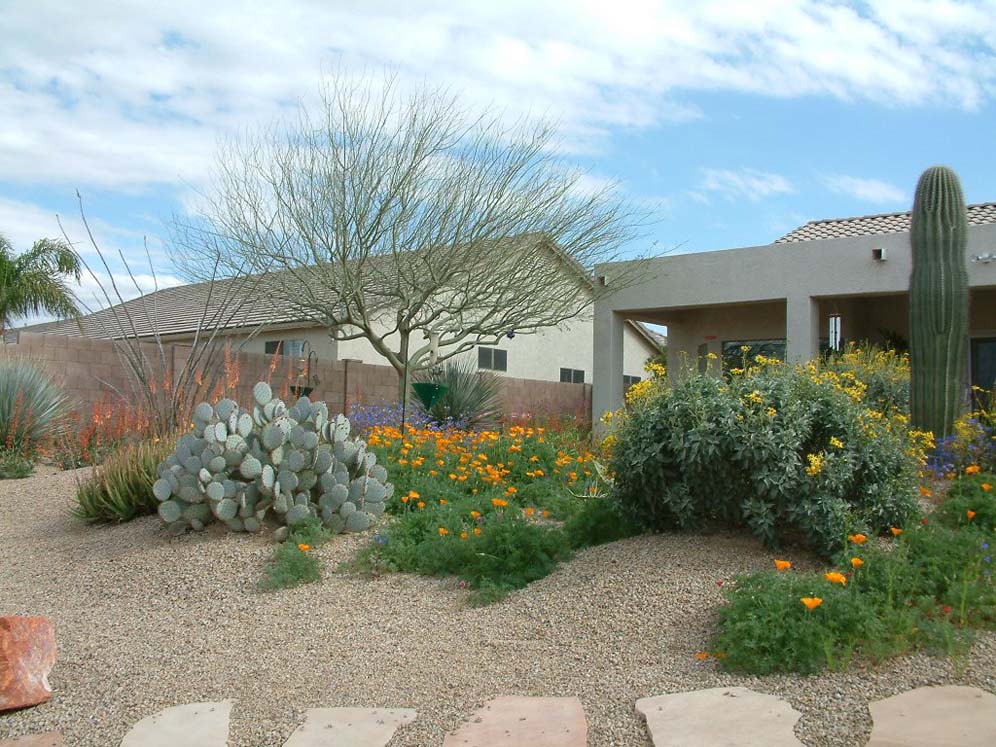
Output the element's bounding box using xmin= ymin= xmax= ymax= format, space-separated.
xmin=908 ymin=166 xmax=969 ymax=439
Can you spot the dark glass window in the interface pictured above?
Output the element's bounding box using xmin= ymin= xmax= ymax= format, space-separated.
xmin=722 ymin=339 xmax=787 ymax=372
xmin=478 ymin=347 xmax=507 ymax=371
xmin=623 ymin=375 xmax=642 ymax=388
xmin=559 ymin=368 xmax=585 ymax=384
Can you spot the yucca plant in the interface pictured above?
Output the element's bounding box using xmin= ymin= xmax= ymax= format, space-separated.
xmin=0 ymin=357 xmax=71 ymax=454
xmin=414 ymin=357 xmax=502 ymax=428
xmin=74 ymin=434 xmax=176 ymax=523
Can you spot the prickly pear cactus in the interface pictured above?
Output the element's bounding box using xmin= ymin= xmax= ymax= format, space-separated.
xmin=152 ymin=386 xmax=393 ymax=537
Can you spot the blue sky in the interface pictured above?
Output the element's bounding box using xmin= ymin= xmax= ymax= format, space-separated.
xmin=2 ymin=1 xmax=995 ymax=319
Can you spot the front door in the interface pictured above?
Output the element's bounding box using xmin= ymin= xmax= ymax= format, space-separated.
xmin=971 ymin=337 xmax=996 ymax=408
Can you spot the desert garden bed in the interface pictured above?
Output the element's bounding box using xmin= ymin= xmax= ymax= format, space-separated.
xmin=2 ymin=469 xmax=996 ymax=747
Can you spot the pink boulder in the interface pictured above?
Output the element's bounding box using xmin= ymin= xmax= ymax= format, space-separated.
xmin=0 ymin=616 xmax=56 ymax=711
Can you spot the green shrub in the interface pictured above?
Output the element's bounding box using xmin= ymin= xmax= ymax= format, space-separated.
xmin=935 ymin=473 xmax=996 ymax=531
xmin=353 ymin=496 xmax=572 ymax=604
xmin=610 ymin=357 xmax=922 ymax=556
xmin=74 ymin=435 xmax=175 ymax=522
xmin=712 ymin=519 xmax=995 ymax=675
xmin=822 ymin=344 xmax=910 ymax=416
xmin=0 ymin=358 xmax=70 ymax=454
xmin=259 ymin=520 xmax=331 ymax=591
xmin=0 ymin=450 xmax=33 ymax=479
xmin=414 ymin=357 xmax=502 ymax=428
xmin=563 ymin=496 xmax=641 ymax=548
xmin=712 ymin=570 xmax=886 ymax=674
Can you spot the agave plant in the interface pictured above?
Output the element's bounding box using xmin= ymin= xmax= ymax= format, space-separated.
xmin=0 ymin=357 xmax=71 ymax=453
xmin=74 ymin=434 xmax=174 ymax=523
xmin=414 ymin=357 xmax=502 ymax=428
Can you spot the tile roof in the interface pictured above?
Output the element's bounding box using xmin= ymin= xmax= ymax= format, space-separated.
xmin=16 ymin=234 xmax=626 ymax=343
xmin=775 ymin=202 xmax=996 ymax=243
xmin=18 ymin=275 xmax=299 ymax=339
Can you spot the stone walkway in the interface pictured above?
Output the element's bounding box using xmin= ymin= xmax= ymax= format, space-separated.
xmin=3 ymin=686 xmax=995 ymax=746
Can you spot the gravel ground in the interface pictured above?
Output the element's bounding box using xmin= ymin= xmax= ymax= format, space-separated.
xmin=1 ymin=469 xmax=994 ymax=747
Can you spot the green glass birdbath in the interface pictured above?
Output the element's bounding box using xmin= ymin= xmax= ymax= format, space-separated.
xmin=412 ymin=382 xmax=448 ymax=409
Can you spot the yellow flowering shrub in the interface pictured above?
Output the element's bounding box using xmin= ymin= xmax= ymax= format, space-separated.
xmin=610 ymin=352 xmax=921 ymax=556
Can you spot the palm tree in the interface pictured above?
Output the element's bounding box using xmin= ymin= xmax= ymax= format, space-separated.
xmin=0 ymin=234 xmax=82 ymax=337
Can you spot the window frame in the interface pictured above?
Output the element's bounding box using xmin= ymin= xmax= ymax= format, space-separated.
xmin=478 ymin=346 xmax=508 ymax=372
xmin=559 ymin=367 xmax=585 ymax=384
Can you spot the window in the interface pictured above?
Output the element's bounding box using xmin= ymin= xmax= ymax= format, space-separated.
xmin=623 ymin=375 xmax=642 ymax=389
xmin=264 ymin=339 xmax=306 ymax=358
xmin=478 ymin=347 xmax=507 ymax=371
xmin=722 ymin=339 xmax=787 ymax=372
xmin=828 ymin=313 xmax=842 ymax=352
xmin=559 ymin=367 xmax=585 ymax=384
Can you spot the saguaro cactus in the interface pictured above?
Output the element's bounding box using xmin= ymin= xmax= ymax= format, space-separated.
xmin=908 ymin=166 xmax=969 ymax=439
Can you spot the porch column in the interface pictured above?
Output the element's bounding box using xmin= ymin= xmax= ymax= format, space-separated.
xmin=593 ymin=309 xmax=626 ymax=426
xmin=786 ymin=294 xmax=819 ymax=363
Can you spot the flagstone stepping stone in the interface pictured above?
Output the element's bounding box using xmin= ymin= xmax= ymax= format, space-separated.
xmin=282 ymin=707 xmax=417 ymax=746
xmin=635 ymin=687 xmax=804 ymax=747
xmin=0 ymin=733 xmax=64 ymax=747
xmin=442 ymin=696 xmax=586 ymax=747
xmin=867 ymin=685 xmax=996 ymax=747
xmin=119 ymin=700 xmax=232 ymax=747
xmin=0 ymin=616 xmax=57 ymax=711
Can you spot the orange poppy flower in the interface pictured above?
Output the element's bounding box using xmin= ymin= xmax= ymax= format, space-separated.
xmin=890 ymin=527 xmax=903 ymax=537
xmin=919 ymin=486 xmax=933 ymax=497
xmin=967 ymin=510 xmax=977 ymax=520
xmin=982 ymin=483 xmax=992 ymax=492
xmin=438 ymin=527 xmax=449 ymax=536
xmin=492 ymin=498 xmax=508 ymax=508
xmin=801 ymin=597 xmax=823 ymax=610
xmin=473 ymin=527 xmax=482 ymax=536
xmin=848 ymin=533 xmax=867 ymax=544
xmin=966 ymin=465 xmax=981 ymax=475
xmin=774 ymin=559 xmax=792 ymax=571
xmin=297 ymin=544 xmax=310 ymax=552
xmin=851 ymin=557 xmax=864 ymax=569
xmin=824 ymin=571 xmax=847 ymax=586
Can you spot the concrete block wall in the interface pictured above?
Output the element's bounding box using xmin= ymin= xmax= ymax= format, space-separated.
xmin=0 ymin=333 xmax=591 ymax=426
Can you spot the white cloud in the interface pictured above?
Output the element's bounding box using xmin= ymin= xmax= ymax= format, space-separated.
xmin=0 ymin=1 xmax=994 ymax=193
xmin=700 ymin=168 xmax=796 ymax=202
xmin=822 ymin=174 xmax=907 ymax=204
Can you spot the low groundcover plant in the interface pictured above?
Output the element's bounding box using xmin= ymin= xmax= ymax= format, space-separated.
xmin=711 ymin=469 xmax=996 ymax=675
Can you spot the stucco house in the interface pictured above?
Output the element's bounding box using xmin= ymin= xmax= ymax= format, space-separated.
xmin=22 ymin=260 xmax=659 ymax=389
xmin=593 ymin=203 xmax=996 ymax=418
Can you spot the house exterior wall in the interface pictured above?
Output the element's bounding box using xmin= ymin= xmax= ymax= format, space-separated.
xmin=322 ymin=315 xmax=654 ymax=383
xmin=593 ymin=222 xmax=996 ymax=419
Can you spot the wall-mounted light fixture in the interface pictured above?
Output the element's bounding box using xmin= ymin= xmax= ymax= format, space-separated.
xmin=872 ymin=247 xmax=887 ymax=261
xmin=971 ymin=253 xmax=995 ymax=264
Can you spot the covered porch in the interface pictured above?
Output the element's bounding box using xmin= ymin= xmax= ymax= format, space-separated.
xmin=594 ymin=286 xmax=996 ymax=419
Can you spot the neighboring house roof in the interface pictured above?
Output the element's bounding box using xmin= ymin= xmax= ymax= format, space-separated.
xmin=19 ymin=233 xmax=660 ymax=349
xmin=775 ymin=202 xmax=996 ymax=243
xmin=19 ymin=275 xmax=293 ymax=339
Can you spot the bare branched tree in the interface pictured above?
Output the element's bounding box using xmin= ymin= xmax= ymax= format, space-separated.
xmin=179 ymin=70 xmax=652 ymax=419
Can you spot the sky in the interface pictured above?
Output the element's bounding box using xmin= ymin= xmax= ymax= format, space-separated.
xmin=2 ymin=0 xmax=995 ymax=324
